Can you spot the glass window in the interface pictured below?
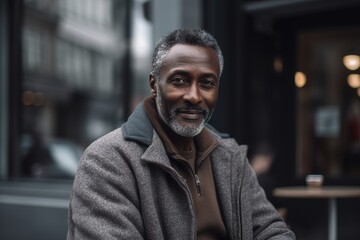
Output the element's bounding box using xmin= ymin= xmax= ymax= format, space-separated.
xmin=296 ymin=27 xmax=360 ymax=177
xmin=15 ymin=0 xmax=152 ymax=179
xmin=0 ymin=0 xmax=9 ymax=178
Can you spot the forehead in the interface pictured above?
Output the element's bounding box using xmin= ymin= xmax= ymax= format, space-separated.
xmin=161 ymin=44 xmax=220 ymax=75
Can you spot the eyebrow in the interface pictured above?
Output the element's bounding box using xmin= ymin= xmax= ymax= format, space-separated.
xmin=201 ymin=73 xmax=218 ymax=79
xmin=168 ymin=70 xmax=219 ymax=79
xmin=168 ymin=70 xmax=191 ymax=78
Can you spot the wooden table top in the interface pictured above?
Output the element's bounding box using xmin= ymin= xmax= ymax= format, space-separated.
xmin=273 ymin=186 xmax=360 ymax=199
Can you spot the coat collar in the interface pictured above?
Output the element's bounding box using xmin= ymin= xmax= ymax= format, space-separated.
xmin=121 ymin=103 xmax=154 ymax=146
xmin=121 ymin=101 xmax=229 ymax=147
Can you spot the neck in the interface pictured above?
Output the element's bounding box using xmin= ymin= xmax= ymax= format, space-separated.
xmin=162 ymin=121 xmax=195 ymax=151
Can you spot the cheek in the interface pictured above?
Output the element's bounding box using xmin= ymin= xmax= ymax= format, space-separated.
xmin=204 ymin=90 xmax=218 ymax=109
xmin=161 ymin=87 xmax=184 ymax=103
xmin=158 ymin=86 xmax=181 ymax=113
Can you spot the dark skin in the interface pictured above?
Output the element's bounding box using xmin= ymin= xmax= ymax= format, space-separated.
xmin=149 ymin=44 xmax=221 ymax=151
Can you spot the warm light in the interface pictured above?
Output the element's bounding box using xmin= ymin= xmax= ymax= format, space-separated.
xmin=343 ymin=55 xmax=360 ymax=70
xmin=273 ymin=56 xmax=283 ymax=73
xmin=23 ymin=91 xmax=34 ymax=106
xmin=357 ymin=88 xmax=360 ymax=97
xmin=347 ymin=74 xmax=360 ymax=88
xmin=295 ymin=71 xmax=306 ymax=88
xmin=23 ymin=90 xmax=44 ymax=106
xmin=33 ymin=92 xmax=44 ymax=106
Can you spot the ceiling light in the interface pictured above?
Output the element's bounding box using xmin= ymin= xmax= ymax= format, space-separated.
xmin=347 ymin=74 xmax=360 ymax=88
xmin=295 ymin=71 xmax=306 ymax=88
xmin=343 ymin=55 xmax=360 ymax=70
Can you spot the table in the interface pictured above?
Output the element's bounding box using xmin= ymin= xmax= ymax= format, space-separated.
xmin=273 ymin=186 xmax=360 ymax=240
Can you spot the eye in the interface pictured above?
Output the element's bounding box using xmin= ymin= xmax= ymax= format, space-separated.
xmin=171 ymin=76 xmax=187 ymax=86
xmin=200 ymin=79 xmax=216 ymax=89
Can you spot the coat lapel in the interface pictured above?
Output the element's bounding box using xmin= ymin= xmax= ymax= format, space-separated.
xmin=141 ymin=131 xmax=172 ymax=169
xmin=211 ymin=146 xmax=235 ymax=239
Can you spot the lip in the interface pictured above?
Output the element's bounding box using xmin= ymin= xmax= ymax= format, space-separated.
xmin=178 ymin=111 xmax=203 ymax=120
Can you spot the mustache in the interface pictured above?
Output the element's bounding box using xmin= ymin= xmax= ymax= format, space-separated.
xmin=175 ymin=105 xmax=209 ymax=114
xmin=167 ymin=104 xmax=209 ymax=120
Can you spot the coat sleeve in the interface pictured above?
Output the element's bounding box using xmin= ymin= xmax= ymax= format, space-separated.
xmin=67 ymin=140 xmax=144 ymax=240
xmin=241 ymin=159 xmax=295 ymax=240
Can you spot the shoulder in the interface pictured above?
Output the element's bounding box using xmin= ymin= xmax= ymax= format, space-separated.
xmin=85 ymin=128 xmax=126 ymax=154
xmin=205 ymin=125 xmax=248 ymax=156
xmin=80 ymin=127 xmax=146 ymax=167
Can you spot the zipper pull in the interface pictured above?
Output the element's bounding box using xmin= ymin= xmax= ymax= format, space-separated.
xmin=195 ymin=174 xmax=201 ymax=197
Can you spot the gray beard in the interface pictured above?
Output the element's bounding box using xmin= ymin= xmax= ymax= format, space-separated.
xmin=155 ymin=85 xmax=209 ymax=137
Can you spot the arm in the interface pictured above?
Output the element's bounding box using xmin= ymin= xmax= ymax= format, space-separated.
xmin=67 ymin=142 xmax=144 ymax=240
xmin=242 ymin=159 xmax=295 ymax=240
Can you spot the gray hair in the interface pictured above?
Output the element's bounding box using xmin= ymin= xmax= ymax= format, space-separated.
xmin=151 ymin=28 xmax=224 ymax=79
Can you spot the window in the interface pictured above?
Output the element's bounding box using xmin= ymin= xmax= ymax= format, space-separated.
xmin=296 ymin=27 xmax=360 ymax=177
xmin=4 ymin=0 xmax=153 ymax=180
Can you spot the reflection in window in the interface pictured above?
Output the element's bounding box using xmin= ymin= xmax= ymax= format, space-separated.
xmin=296 ymin=28 xmax=360 ymax=177
xmin=20 ymin=0 xmax=152 ymax=179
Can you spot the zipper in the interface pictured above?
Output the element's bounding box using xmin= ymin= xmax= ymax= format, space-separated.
xmin=195 ymin=174 xmax=201 ymax=197
xmin=175 ymin=156 xmax=202 ymax=198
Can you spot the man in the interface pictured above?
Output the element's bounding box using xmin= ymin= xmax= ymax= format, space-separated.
xmin=67 ymin=28 xmax=295 ymax=239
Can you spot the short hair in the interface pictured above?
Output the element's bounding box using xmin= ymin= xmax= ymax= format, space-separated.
xmin=151 ymin=28 xmax=224 ymax=79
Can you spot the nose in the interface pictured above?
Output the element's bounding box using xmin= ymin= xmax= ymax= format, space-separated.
xmin=183 ymin=83 xmax=202 ymax=105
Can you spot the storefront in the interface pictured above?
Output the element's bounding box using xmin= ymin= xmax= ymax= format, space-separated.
xmin=1 ymin=0 xmax=360 ymax=239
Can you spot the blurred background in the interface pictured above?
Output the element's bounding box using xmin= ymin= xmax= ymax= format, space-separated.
xmin=1 ymin=0 xmax=360 ymax=239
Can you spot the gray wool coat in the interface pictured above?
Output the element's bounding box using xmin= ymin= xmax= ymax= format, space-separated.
xmin=67 ymin=103 xmax=295 ymax=240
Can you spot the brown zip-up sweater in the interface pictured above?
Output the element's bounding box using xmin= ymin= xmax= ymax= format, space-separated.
xmin=143 ymin=97 xmax=227 ymax=239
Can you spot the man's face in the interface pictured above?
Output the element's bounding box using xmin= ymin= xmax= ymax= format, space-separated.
xmin=150 ymin=44 xmax=220 ymax=137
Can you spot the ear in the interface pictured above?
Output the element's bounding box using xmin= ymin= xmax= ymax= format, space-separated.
xmin=149 ymin=74 xmax=157 ymax=97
